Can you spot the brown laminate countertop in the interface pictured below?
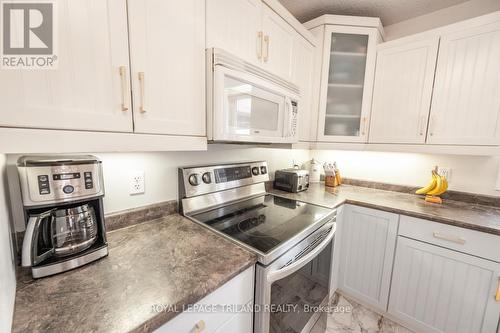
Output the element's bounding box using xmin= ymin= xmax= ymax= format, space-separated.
xmin=12 ymin=214 xmax=257 ymax=333
xmin=269 ymin=183 xmax=500 ymax=236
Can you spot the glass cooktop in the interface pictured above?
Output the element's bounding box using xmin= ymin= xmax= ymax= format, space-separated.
xmin=190 ymin=195 xmax=333 ymax=254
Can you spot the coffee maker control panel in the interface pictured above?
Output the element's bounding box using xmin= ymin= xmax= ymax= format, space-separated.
xmin=17 ymin=156 xmax=104 ymax=206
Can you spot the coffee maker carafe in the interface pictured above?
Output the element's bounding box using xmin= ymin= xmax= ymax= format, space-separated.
xmin=16 ymin=155 xmax=108 ymax=278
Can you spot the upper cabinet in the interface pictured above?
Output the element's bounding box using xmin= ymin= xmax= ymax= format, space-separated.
xmin=368 ymin=14 xmax=500 ymax=149
xmin=369 ymin=37 xmax=439 ymax=144
xmin=206 ymin=0 xmax=304 ymax=83
xmin=428 ymin=21 xmax=500 ymax=146
xmin=127 ymin=0 xmax=205 ymax=136
xmin=0 ymin=0 xmax=132 ymax=132
xmin=206 ymin=0 xmax=262 ymax=67
xmin=305 ymin=16 xmax=383 ymax=143
xmin=261 ymin=5 xmax=295 ymax=81
xmin=291 ymin=36 xmax=316 ymax=141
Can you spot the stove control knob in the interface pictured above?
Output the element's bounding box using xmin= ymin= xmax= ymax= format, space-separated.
xmin=188 ymin=174 xmax=200 ymax=186
xmin=202 ymin=172 xmax=212 ymax=184
xmin=251 ymin=167 xmax=260 ymax=176
xmin=260 ymin=166 xmax=267 ymax=174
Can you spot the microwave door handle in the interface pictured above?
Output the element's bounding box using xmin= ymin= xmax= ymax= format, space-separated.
xmin=22 ymin=210 xmax=54 ymax=267
xmin=266 ymin=222 xmax=336 ymax=283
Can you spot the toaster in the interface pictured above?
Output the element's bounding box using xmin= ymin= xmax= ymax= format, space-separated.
xmin=274 ymin=168 xmax=309 ymax=193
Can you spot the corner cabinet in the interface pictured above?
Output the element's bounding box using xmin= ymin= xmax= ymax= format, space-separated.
xmin=428 ymin=20 xmax=500 ymax=146
xmin=337 ymin=205 xmax=399 ymax=312
xmin=306 ymin=16 xmax=384 ymax=143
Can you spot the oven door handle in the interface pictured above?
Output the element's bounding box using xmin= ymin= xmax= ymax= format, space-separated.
xmin=267 ymin=222 xmax=336 ymax=283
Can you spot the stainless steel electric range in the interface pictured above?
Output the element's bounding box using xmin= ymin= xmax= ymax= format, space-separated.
xmin=179 ymin=161 xmax=336 ymax=333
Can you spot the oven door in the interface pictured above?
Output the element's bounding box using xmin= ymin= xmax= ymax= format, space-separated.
xmin=255 ymin=221 xmax=336 ymax=333
xmin=212 ymin=65 xmax=297 ymax=143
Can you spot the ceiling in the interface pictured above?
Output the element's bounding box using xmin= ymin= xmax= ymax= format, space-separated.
xmin=278 ymin=0 xmax=470 ymax=25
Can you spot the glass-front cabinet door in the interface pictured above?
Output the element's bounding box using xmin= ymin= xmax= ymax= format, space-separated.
xmin=317 ymin=26 xmax=378 ymax=142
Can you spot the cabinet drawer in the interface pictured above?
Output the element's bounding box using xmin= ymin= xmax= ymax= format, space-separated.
xmin=155 ymin=266 xmax=254 ymax=333
xmin=399 ymin=215 xmax=500 ymax=262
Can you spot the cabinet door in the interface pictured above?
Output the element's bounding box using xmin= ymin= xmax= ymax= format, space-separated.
xmin=261 ymin=5 xmax=295 ymax=81
xmin=292 ymin=36 xmax=315 ymax=141
xmin=369 ymin=37 xmax=439 ymax=144
xmin=128 ymin=0 xmax=205 ymax=136
xmin=0 ymin=0 xmax=132 ymax=132
xmin=338 ymin=205 xmax=399 ymax=312
xmin=389 ymin=237 xmax=500 ymax=333
xmin=428 ymin=21 xmax=500 ymax=145
xmin=317 ymin=26 xmax=377 ymax=143
xmin=206 ymin=0 xmax=262 ymax=66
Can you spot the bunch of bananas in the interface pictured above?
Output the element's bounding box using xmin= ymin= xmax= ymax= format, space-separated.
xmin=415 ymin=170 xmax=448 ymax=203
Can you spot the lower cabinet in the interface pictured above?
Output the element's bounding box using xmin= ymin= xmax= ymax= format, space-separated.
xmin=155 ymin=266 xmax=254 ymax=333
xmin=389 ymin=237 xmax=500 ymax=333
xmin=338 ymin=205 xmax=399 ymax=312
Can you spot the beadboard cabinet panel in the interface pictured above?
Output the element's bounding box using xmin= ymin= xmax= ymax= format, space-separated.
xmin=389 ymin=237 xmax=500 ymax=333
xmin=127 ymin=0 xmax=205 ymax=136
xmin=338 ymin=205 xmax=399 ymax=312
xmin=428 ymin=21 xmax=500 ymax=145
xmin=0 ymin=0 xmax=132 ymax=132
xmin=206 ymin=0 xmax=262 ymax=66
xmin=369 ymin=37 xmax=439 ymax=144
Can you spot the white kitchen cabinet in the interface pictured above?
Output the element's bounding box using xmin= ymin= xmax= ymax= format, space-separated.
xmin=261 ymin=5 xmax=295 ymax=81
xmin=155 ymin=266 xmax=254 ymax=333
xmin=369 ymin=36 xmax=439 ymax=144
xmin=338 ymin=205 xmax=399 ymax=312
xmin=428 ymin=20 xmax=500 ymax=145
xmin=316 ymin=25 xmax=379 ymax=143
xmin=389 ymin=237 xmax=500 ymax=333
xmin=0 ymin=0 xmax=132 ymax=132
xmin=291 ymin=36 xmax=316 ymax=141
xmin=206 ymin=0 xmax=262 ymax=66
xmin=206 ymin=0 xmax=303 ymax=82
xmin=127 ymin=0 xmax=205 ymax=136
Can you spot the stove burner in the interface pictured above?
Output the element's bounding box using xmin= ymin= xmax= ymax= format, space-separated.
xmin=236 ymin=214 xmax=276 ymax=237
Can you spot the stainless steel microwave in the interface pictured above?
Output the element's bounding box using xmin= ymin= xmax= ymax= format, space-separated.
xmin=206 ymin=48 xmax=300 ymax=144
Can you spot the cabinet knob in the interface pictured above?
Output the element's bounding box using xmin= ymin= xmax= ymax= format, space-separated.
xmin=263 ymin=35 xmax=270 ymax=62
xmin=194 ymin=320 xmax=206 ymax=333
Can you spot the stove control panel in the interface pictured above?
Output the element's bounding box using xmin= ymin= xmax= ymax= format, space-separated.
xmin=179 ymin=161 xmax=269 ymax=198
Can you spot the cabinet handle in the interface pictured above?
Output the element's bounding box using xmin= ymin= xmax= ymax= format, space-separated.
xmin=361 ymin=117 xmax=368 ymax=136
xmin=432 ymin=231 xmax=466 ymax=245
xmin=193 ymin=320 xmax=206 ymax=333
xmin=138 ymin=72 xmax=146 ymax=113
xmin=257 ymin=31 xmax=263 ymax=60
xmin=119 ymin=66 xmax=129 ymax=111
xmin=496 ymin=277 xmax=500 ymax=302
xmin=263 ymin=35 xmax=270 ymax=62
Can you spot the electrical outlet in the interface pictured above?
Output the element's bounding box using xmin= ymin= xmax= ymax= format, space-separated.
xmin=129 ymin=171 xmax=145 ymax=195
xmin=437 ymin=167 xmax=451 ymax=182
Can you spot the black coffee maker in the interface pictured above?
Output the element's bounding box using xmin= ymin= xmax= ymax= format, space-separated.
xmin=15 ymin=155 xmax=108 ymax=278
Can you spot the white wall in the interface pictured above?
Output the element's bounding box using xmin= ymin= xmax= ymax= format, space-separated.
xmin=96 ymin=145 xmax=310 ymax=213
xmin=312 ymin=150 xmax=500 ymax=196
xmin=0 ymin=154 xmax=16 ymax=333
xmin=384 ymin=0 xmax=500 ymax=40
